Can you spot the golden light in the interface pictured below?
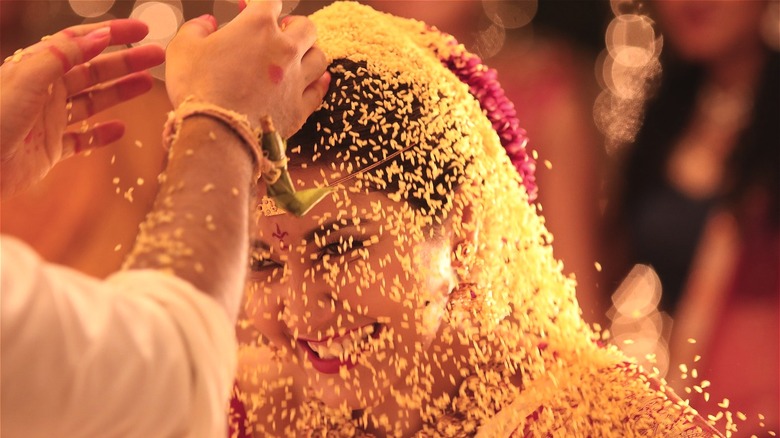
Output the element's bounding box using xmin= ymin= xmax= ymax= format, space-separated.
xmin=605 ymin=13 xmax=659 ymax=62
xmin=130 ymin=1 xmax=182 ymax=43
xmin=69 ymin=0 xmax=116 ymax=18
xmin=481 ymin=0 xmax=537 ymax=29
xmin=611 ymin=264 xmax=662 ymax=318
xmin=594 ymin=1 xmax=664 ymax=151
xmin=608 ymin=265 xmax=672 ymax=377
xmin=129 ymin=0 xmax=183 ymax=80
xmin=602 ymin=47 xmax=662 ymax=100
xmin=472 ymin=23 xmax=506 ymax=61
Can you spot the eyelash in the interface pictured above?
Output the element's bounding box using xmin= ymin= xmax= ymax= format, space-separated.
xmin=248 ymin=249 xmax=281 ymax=271
xmin=248 ymin=239 xmax=367 ymax=271
xmin=320 ymin=239 xmax=365 ymax=259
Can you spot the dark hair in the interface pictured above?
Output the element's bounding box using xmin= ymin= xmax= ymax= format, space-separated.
xmin=287 ymin=59 xmax=468 ymax=215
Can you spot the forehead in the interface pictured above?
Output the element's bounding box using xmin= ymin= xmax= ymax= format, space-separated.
xmin=255 ymin=165 xmax=401 ymax=234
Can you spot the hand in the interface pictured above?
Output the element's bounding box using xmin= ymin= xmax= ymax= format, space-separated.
xmin=0 ymin=19 xmax=164 ymax=199
xmin=165 ymin=0 xmax=330 ymax=138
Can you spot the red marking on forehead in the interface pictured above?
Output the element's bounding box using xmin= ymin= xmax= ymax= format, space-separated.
xmin=267 ymin=64 xmax=284 ymax=85
xmin=47 ymin=45 xmax=73 ymax=73
xmin=272 ymin=223 xmax=289 ymax=250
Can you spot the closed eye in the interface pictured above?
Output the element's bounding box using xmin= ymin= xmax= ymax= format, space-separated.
xmin=320 ymin=238 xmax=365 ymax=259
xmin=249 ymin=255 xmax=282 ymax=271
xmin=249 ymin=242 xmax=282 ymax=272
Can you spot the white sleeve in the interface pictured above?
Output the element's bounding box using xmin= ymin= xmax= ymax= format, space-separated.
xmin=1 ymin=236 xmax=237 ymax=438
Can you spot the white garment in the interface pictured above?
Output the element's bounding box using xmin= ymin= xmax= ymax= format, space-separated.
xmin=1 ymin=236 xmax=237 ymax=438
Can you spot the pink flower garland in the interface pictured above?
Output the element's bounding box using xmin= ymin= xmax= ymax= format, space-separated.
xmin=435 ymin=36 xmax=538 ymax=201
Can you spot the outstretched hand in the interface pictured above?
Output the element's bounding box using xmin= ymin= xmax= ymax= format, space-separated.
xmin=165 ymin=0 xmax=330 ymax=139
xmin=0 ymin=19 xmax=164 ymax=200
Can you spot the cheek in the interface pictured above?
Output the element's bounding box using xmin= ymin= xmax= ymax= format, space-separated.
xmin=242 ymin=281 xmax=289 ymax=346
xmin=414 ymin=247 xmax=457 ymax=339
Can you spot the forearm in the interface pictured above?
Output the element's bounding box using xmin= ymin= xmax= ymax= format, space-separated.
xmin=124 ymin=116 xmax=254 ymax=321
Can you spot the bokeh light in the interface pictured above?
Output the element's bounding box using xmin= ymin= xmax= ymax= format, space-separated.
xmin=131 ymin=1 xmax=183 ymax=43
xmin=481 ymin=0 xmax=537 ymax=29
xmin=130 ymin=0 xmax=183 ymax=80
xmin=608 ymin=264 xmax=672 ymax=377
xmin=472 ymin=23 xmax=506 ymax=61
xmin=605 ymin=13 xmax=658 ymax=62
xmin=594 ymin=0 xmax=663 ymax=152
xmin=69 ymin=0 xmax=116 ymax=18
xmin=611 ymin=264 xmax=662 ymax=318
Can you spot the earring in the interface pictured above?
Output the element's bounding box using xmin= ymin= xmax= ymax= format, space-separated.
xmin=452 ymin=241 xmax=476 ymax=280
xmin=450 ymin=282 xmax=478 ymax=301
xmin=446 ymin=281 xmax=480 ymax=325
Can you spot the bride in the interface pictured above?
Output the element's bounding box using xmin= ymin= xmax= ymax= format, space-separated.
xmin=231 ymin=2 xmax=722 ymax=436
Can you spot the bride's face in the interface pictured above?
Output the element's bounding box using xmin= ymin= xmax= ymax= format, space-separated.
xmin=246 ymin=164 xmax=457 ymax=409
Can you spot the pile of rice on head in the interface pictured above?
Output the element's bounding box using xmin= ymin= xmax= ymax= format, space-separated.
xmin=234 ymin=2 xmax=723 ymax=437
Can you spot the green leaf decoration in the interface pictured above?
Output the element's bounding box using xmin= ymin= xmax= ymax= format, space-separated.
xmin=260 ymin=118 xmax=334 ymax=217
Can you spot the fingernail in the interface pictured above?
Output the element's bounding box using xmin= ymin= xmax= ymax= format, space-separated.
xmin=238 ymin=0 xmax=247 ymax=12
xmin=86 ymin=27 xmax=111 ymax=41
xmin=79 ymin=27 xmax=111 ymax=62
xmin=199 ymin=14 xmax=217 ymax=30
xmin=280 ymin=15 xmax=294 ymax=30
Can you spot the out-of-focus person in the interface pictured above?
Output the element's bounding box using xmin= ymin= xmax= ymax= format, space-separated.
xmin=603 ymin=0 xmax=779 ymax=432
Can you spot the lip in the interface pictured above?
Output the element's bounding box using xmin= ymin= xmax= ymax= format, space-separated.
xmin=297 ymin=323 xmax=382 ymax=374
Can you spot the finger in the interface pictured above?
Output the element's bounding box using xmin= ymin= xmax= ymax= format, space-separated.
xmin=300 ymin=46 xmax=328 ymax=85
xmin=63 ymin=44 xmax=164 ymax=96
xmin=280 ymin=16 xmax=317 ymax=54
xmin=56 ymin=19 xmax=150 ymax=46
xmin=62 ymin=121 xmax=125 ymax=157
xmin=66 ymin=72 xmax=154 ymax=124
xmin=19 ymin=19 xmax=149 ymax=57
xmin=170 ymin=14 xmax=217 ymax=45
xmin=13 ymin=27 xmax=112 ymax=90
xmin=301 ymin=71 xmax=331 ymax=116
xmin=233 ymin=0 xmax=283 ymax=27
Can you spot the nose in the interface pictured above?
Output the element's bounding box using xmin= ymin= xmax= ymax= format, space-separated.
xmin=282 ymin=285 xmax=337 ymax=339
xmin=280 ymin=261 xmax=338 ymax=340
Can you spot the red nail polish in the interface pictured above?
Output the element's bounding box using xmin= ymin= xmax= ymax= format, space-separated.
xmin=280 ymin=15 xmax=294 ymax=27
xmin=199 ymin=14 xmax=217 ymax=30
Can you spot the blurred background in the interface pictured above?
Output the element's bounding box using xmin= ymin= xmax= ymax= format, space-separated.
xmin=2 ymin=0 xmax=777 ymax=434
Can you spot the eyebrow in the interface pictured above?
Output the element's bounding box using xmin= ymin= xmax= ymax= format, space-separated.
xmin=253 ymin=218 xmax=373 ymax=249
xmin=304 ymin=218 xmax=372 ymax=243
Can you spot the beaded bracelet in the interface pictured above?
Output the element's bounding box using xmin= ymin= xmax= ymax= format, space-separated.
xmin=161 ymin=97 xmax=269 ymax=180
